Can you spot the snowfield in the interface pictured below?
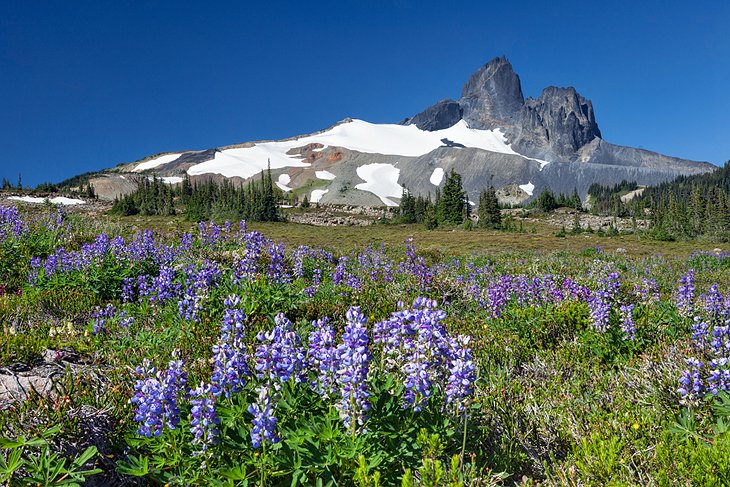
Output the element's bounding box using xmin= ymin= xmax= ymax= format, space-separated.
xmin=133 ymin=153 xmax=183 ymax=172
xmin=186 ymin=119 xmax=548 ymax=180
xmin=519 ymin=182 xmax=535 ymax=196
xmin=9 ymin=196 xmax=85 ymax=205
xmin=161 ymin=177 xmax=183 ymax=184
xmin=355 ymin=163 xmax=404 ymax=206
xmin=429 ymin=168 xmax=445 ymax=186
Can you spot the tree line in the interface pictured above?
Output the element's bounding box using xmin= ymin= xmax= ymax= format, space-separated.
xmin=110 ymin=169 xmax=283 ymax=222
xmin=586 ymin=162 xmax=730 ymax=241
xmin=396 ymin=169 xmax=501 ymax=229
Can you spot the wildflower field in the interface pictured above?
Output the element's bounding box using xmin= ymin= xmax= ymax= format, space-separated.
xmin=1 ymin=205 xmax=729 ymax=486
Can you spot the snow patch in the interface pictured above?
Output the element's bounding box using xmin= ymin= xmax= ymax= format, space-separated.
xmin=354 ymin=163 xmax=403 ymax=207
xmin=310 ymin=189 xmax=328 ymax=203
xmin=9 ymin=196 xmax=85 ymax=206
xmin=315 ymin=170 xmax=336 ymax=180
xmin=519 ymin=182 xmax=535 ymax=196
xmin=276 ymin=174 xmax=293 ymax=192
xmin=275 ymin=183 xmax=292 ymax=192
xmin=429 ymin=167 xmax=444 ymax=186
xmin=161 ymin=177 xmax=183 ymax=184
xmin=133 ymin=153 xmax=182 ymax=172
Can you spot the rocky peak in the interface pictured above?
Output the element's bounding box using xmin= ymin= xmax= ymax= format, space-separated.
xmin=403 ymin=99 xmax=462 ymax=131
xmin=513 ymin=86 xmax=601 ymax=160
xmin=459 ymin=56 xmax=525 ymax=129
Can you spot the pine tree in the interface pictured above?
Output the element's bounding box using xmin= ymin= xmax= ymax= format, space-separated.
xmin=258 ymin=162 xmax=279 ymax=222
xmin=571 ymin=187 xmax=582 ymax=211
xmin=436 ymin=169 xmax=465 ymax=225
xmin=423 ymin=200 xmax=438 ymax=229
xmin=398 ymin=187 xmax=417 ymax=223
xmin=478 ymin=185 xmax=501 ymax=228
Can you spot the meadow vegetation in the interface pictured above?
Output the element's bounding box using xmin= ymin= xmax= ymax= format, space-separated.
xmin=1 ymin=204 xmax=729 ymax=485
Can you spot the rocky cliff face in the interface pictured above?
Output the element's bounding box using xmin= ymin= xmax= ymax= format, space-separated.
xmin=403 ymin=99 xmax=462 ymax=131
xmin=404 ymin=56 xmax=603 ymax=162
xmin=458 ymin=55 xmax=525 ymax=129
xmin=512 ymin=86 xmax=602 ymax=161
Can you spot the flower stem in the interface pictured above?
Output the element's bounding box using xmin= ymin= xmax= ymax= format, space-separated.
xmin=460 ymin=410 xmax=468 ymax=472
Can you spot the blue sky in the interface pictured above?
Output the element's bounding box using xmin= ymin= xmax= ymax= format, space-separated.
xmin=1 ymin=0 xmax=728 ymax=186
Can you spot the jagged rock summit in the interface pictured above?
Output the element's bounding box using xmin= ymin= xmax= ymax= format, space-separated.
xmin=404 ymin=56 xmax=602 ymax=162
xmin=83 ymin=55 xmax=715 ymax=207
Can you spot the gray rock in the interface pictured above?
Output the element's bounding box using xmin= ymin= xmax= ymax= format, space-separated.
xmin=403 ymin=99 xmax=462 ymax=131
xmin=459 ymin=56 xmax=524 ymax=129
xmin=512 ymin=86 xmax=602 ymax=161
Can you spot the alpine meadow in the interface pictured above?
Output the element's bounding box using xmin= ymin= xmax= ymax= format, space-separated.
xmin=1 ymin=2 xmax=730 ymax=485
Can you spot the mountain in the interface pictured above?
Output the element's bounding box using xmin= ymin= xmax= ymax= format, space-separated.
xmin=83 ymin=56 xmax=715 ymax=207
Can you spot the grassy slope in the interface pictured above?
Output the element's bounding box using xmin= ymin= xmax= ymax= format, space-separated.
xmin=113 ymin=213 xmax=724 ymax=259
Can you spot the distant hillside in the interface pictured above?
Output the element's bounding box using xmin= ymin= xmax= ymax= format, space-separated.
xmin=587 ymin=162 xmax=729 ymax=241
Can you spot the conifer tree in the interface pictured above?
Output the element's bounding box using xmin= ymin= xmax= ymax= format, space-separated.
xmin=436 ymin=169 xmax=465 ymax=224
xmin=478 ymin=185 xmax=501 ymax=228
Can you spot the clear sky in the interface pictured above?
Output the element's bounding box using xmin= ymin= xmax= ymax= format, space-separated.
xmin=1 ymin=0 xmax=728 ymax=187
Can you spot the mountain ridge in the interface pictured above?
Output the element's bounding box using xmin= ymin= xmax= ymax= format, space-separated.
xmin=79 ymin=56 xmax=715 ymax=207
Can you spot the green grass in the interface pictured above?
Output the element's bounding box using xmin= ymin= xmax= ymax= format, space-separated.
xmin=107 ymin=212 xmax=725 ymax=259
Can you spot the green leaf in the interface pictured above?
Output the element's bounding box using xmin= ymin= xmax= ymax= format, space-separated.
xmin=69 ymin=446 xmax=97 ymax=470
xmin=218 ymin=465 xmax=249 ymax=480
xmin=0 ymin=437 xmax=26 ymax=449
xmin=116 ymin=455 xmax=150 ymax=477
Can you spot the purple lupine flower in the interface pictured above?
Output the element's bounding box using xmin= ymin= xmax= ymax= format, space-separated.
xmin=121 ymin=277 xmax=136 ymax=303
xmin=675 ymin=269 xmax=695 ymax=318
xmin=308 ymin=317 xmax=337 ymax=396
xmin=189 ymin=383 xmax=220 ymax=451
xmin=267 ymin=243 xmax=289 ymax=284
xmin=375 ymin=298 xmax=450 ymax=411
xmin=484 ymin=276 xmax=509 ymax=318
xmin=678 ymin=358 xmax=704 ymax=399
xmin=248 ymin=384 xmax=280 ymax=448
xmin=150 ymin=266 xmax=181 ymax=304
xmin=707 ymin=357 xmax=730 ymax=395
xmin=130 ymin=362 xmax=165 ymax=438
xmin=91 ymin=304 xmax=116 ymax=335
xmin=211 ymin=297 xmax=250 ymax=397
xmin=710 ymin=324 xmax=730 ymax=357
xmin=0 ymin=206 xmax=25 ymax=240
xmin=160 ymin=353 xmax=188 ymax=430
xmin=232 ymin=231 xmax=266 ymax=283
xmin=702 ymin=284 xmax=727 ymax=324
xmin=635 ymin=277 xmax=660 ymax=304
xmin=619 ymin=304 xmax=636 ymax=340
xmin=178 ymin=288 xmax=204 ymax=323
xmin=118 ymin=310 xmax=135 ymax=328
xmin=255 ymin=313 xmax=306 ymax=387
xmin=445 ymin=335 xmax=476 ymax=410
xmin=332 ymin=257 xmax=349 ymax=286
xmin=691 ymin=317 xmax=711 ymax=351
xmin=588 ymin=291 xmax=612 ymax=332
xmin=334 ymin=307 xmax=371 ymax=430
xmin=130 ymin=355 xmax=187 ymax=437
